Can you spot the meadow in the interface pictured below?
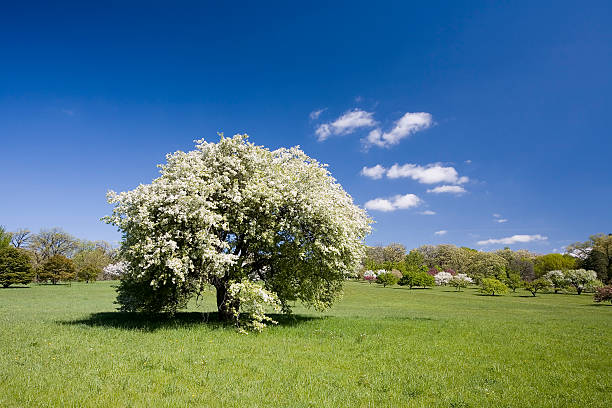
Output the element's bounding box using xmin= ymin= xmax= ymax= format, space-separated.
xmin=0 ymin=281 xmax=610 ymax=407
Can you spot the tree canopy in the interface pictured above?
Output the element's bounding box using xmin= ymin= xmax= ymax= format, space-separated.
xmin=105 ymin=134 xmax=371 ymax=320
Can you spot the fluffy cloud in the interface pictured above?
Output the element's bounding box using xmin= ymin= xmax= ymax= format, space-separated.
xmin=419 ymin=210 xmax=436 ymax=215
xmin=477 ymin=234 xmax=548 ymax=246
xmin=364 ymin=193 xmax=422 ymax=212
xmin=426 ymin=185 xmax=466 ymax=194
xmin=495 ymin=219 xmax=508 ymax=223
xmin=364 ymin=112 xmax=432 ymax=148
xmin=315 ymin=109 xmax=376 ymax=141
xmin=434 ymin=230 xmax=447 ymax=236
xmin=387 ymin=163 xmax=468 ymax=184
xmin=361 ymin=165 xmax=386 ymax=180
xmin=309 ymin=108 xmax=326 ymax=120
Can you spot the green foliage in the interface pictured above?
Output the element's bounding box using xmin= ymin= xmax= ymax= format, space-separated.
xmin=0 ymin=226 xmax=12 ymax=249
xmin=467 ymin=252 xmax=508 ymax=282
xmin=524 ymin=278 xmax=550 ymax=297
xmin=72 ymin=248 xmax=112 ymax=283
xmin=504 ymin=273 xmax=522 ymax=292
xmin=479 ymin=278 xmax=508 ymax=296
xmin=398 ymin=268 xmax=434 ymax=288
xmin=534 ymin=253 xmax=576 ymax=277
xmin=38 ymin=255 xmax=76 ymax=284
xmin=0 ymin=247 xmax=33 ymax=287
xmin=375 ymin=272 xmax=400 ymax=287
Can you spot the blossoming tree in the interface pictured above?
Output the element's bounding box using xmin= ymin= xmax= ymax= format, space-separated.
xmin=104 ymin=134 xmax=371 ymax=323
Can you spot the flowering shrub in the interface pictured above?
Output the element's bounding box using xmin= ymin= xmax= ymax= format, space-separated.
xmin=426 ymin=267 xmax=440 ymax=277
xmin=227 ymin=280 xmax=281 ymax=333
xmin=444 ymin=268 xmax=456 ymax=276
xmin=434 ymin=271 xmax=453 ymax=286
xmin=449 ymin=273 xmax=473 ymax=291
xmin=594 ymin=286 xmax=612 ymax=304
xmin=363 ymin=270 xmax=377 ymax=283
xmin=102 ymin=261 xmax=129 ymax=280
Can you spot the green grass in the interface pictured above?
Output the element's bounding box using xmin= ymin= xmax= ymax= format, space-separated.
xmin=0 ymin=282 xmax=610 ymax=407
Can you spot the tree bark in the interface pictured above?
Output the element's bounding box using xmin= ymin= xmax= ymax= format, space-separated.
xmin=215 ymin=283 xmax=239 ymax=322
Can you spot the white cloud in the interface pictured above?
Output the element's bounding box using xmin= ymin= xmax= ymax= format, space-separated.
xmin=315 ymin=109 xmax=377 ymax=141
xmin=360 ymin=165 xmax=386 ymax=180
xmin=434 ymin=230 xmax=447 ymax=236
xmin=495 ymin=219 xmax=508 ymax=223
xmin=387 ymin=163 xmax=468 ymax=184
xmin=465 ymin=159 xmax=472 ymax=164
xmin=426 ymin=185 xmax=466 ymax=194
xmin=419 ymin=210 xmax=436 ymax=215
xmin=493 ymin=213 xmax=501 ymax=218
xmin=477 ymin=234 xmax=548 ymax=246
xmin=309 ymin=108 xmax=326 ymax=120
xmin=364 ymin=193 xmax=422 ymax=212
xmin=364 ymin=112 xmax=432 ymax=148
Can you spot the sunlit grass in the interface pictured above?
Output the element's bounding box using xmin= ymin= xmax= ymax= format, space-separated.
xmin=0 ymin=281 xmax=610 ymax=407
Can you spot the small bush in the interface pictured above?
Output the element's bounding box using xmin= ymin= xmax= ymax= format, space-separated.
xmin=594 ymin=286 xmax=612 ymax=304
xmin=479 ymin=278 xmax=508 ymax=296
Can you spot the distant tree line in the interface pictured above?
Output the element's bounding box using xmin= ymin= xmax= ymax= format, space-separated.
xmin=358 ymin=233 xmax=612 ymax=298
xmin=0 ymin=226 xmax=119 ymax=287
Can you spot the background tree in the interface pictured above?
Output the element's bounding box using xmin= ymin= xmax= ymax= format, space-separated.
xmin=38 ymin=255 xmax=76 ymax=284
xmin=505 ymin=273 xmax=522 ymax=292
xmin=524 ymin=278 xmax=550 ymax=297
xmin=496 ymin=247 xmax=536 ymax=281
xmin=568 ymin=233 xmax=612 ymax=283
xmin=105 ymin=134 xmax=371 ymax=320
xmin=0 ymin=246 xmax=34 ymax=287
xmin=466 ymin=252 xmax=508 ymax=282
xmin=449 ymin=274 xmax=472 ymax=291
xmin=10 ymin=229 xmax=32 ymax=249
xmin=534 ymin=253 xmax=575 ymax=277
xmin=72 ymin=242 xmax=114 ymax=282
xmin=543 ymin=270 xmax=568 ymax=293
xmin=0 ymin=226 xmax=12 ymax=248
xmin=564 ymin=269 xmax=598 ymax=295
xmin=29 ymin=228 xmax=78 ymax=267
xmin=479 ymin=278 xmax=508 ymax=296
xmin=376 ymin=271 xmax=399 ymax=287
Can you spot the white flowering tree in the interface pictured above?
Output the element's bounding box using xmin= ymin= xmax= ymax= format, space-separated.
xmin=564 ymin=269 xmax=598 ymax=295
xmin=104 ymin=134 xmax=371 ymax=323
xmin=449 ymin=273 xmax=473 ymax=291
xmin=102 ymin=261 xmax=129 ymax=280
xmin=434 ymin=271 xmax=453 ymax=286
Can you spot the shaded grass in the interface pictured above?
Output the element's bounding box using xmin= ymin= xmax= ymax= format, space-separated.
xmin=0 ymin=281 xmax=610 ymax=407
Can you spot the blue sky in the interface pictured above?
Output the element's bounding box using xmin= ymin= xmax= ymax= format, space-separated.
xmin=1 ymin=1 xmax=611 ymax=252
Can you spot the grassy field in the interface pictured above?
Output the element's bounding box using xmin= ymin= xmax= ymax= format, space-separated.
xmin=0 ymin=281 xmax=610 ymax=407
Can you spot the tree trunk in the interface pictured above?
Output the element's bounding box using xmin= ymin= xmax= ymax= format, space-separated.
xmin=215 ymin=283 xmax=239 ymax=322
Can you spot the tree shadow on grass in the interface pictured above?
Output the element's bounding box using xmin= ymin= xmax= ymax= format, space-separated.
xmin=0 ymin=286 xmax=31 ymax=289
xmin=61 ymin=311 xmax=320 ymax=332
